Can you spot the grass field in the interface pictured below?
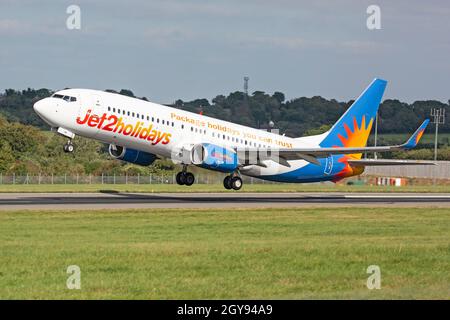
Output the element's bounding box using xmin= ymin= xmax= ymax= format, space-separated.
xmin=0 ymin=183 xmax=449 ymax=193
xmin=0 ymin=207 xmax=448 ymax=299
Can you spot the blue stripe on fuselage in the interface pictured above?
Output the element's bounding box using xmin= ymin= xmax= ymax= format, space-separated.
xmin=258 ymin=155 xmax=348 ymax=183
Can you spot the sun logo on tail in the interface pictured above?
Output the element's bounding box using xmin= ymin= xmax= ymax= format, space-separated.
xmin=332 ymin=115 xmax=374 ymax=182
xmin=335 ymin=115 xmax=374 ymax=159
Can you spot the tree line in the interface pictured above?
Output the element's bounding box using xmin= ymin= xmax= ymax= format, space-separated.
xmin=1 ymin=87 xmax=449 ymax=137
xmin=0 ymin=88 xmax=448 ymax=175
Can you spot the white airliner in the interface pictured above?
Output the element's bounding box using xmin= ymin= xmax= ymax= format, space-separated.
xmin=33 ymin=78 xmax=432 ymax=190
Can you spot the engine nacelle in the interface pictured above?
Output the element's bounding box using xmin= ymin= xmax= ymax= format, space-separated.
xmin=109 ymin=144 xmax=157 ymax=166
xmin=191 ymin=143 xmax=238 ymax=173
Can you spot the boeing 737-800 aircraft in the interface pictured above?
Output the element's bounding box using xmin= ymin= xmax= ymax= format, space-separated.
xmin=33 ymin=78 xmax=431 ymax=190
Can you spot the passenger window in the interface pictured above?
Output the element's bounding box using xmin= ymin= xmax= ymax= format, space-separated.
xmin=132 ymin=112 xmax=135 ymax=117
xmin=113 ymin=108 xmax=116 ymax=112
xmin=108 ymin=107 xmax=111 ymax=111
xmin=157 ymin=118 xmax=159 ymax=123
xmin=137 ymin=113 xmax=140 ymax=118
xmin=118 ymin=109 xmax=121 ymax=113
xmin=181 ymin=124 xmax=184 ymax=129
xmin=141 ymin=115 xmax=144 ymax=120
xmin=127 ymin=111 xmax=130 ymax=116
xmin=147 ymin=116 xmax=149 ymax=121
xmin=162 ymin=120 xmax=165 ymax=125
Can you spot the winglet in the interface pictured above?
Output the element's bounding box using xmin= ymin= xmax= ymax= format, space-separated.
xmin=402 ymin=119 xmax=430 ymax=149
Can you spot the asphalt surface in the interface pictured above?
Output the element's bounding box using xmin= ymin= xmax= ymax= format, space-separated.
xmin=1 ymin=192 xmax=450 ymax=210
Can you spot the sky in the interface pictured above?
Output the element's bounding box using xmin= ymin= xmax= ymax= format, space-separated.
xmin=0 ymin=0 xmax=449 ymax=104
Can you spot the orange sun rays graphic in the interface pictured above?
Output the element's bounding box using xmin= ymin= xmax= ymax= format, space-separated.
xmin=332 ymin=115 xmax=374 ymax=181
xmin=336 ymin=115 xmax=373 ymax=157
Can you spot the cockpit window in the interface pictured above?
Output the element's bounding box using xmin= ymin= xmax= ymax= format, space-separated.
xmin=51 ymin=94 xmax=77 ymax=102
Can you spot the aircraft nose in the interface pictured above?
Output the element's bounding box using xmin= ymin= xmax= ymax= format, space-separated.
xmin=33 ymin=98 xmax=56 ymax=126
xmin=33 ymin=99 xmax=46 ymax=116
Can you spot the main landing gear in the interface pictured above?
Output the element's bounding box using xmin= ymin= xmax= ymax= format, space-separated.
xmin=63 ymin=140 xmax=74 ymax=153
xmin=223 ymin=174 xmax=243 ymax=191
xmin=176 ymin=165 xmax=195 ymax=186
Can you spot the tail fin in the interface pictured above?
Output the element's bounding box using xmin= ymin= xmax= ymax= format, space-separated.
xmin=320 ymin=78 xmax=387 ymax=148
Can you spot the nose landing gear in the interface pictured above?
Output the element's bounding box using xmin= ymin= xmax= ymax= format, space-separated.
xmin=63 ymin=140 xmax=74 ymax=153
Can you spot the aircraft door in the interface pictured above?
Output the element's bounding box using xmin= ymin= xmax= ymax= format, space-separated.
xmin=83 ymin=93 xmax=104 ymax=138
xmin=324 ymin=155 xmax=333 ymax=175
xmin=88 ymin=94 xmax=106 ymax=141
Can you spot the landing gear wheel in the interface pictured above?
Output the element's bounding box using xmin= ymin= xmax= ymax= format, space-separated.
xmin=184 ymin=172 xmax=195 ymax=186
xmin=223 ymin=176 xmax=232 ymax=190
xmin=63 ymin=141 xmax=74 ymax=153
xmin=176 ymin=172 xmax=186 ymax=185
xmin=231 ymin=176 xmax=243 ymax=191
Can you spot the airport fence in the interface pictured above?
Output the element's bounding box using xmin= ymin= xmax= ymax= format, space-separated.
xmin=0 ymin=161 xmax=449 ymax=185
xmin=0 ymin=173 xmax=278 ymax=185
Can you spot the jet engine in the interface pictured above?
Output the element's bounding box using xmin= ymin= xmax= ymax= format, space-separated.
xmin=191 ymin=143 xmax=238 ymax=173
xmin=108 ymin=144 xmax=157 ymax=166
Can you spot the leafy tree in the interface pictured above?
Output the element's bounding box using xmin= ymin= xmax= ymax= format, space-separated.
xmin=273 ymin=91 xmax=285 ymax=104
xmin=0 ymin=142 xmax=14 ymax=172
xmin=119 ymin=89 xmax=135 ymax=97
xmin=303 ymin=124 xmax=332 ymax=136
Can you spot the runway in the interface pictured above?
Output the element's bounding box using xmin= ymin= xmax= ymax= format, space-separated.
xmin=1 ymin=192 xmax=450 ymax=210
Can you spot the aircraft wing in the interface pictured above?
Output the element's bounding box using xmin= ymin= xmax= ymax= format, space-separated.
xmin=239 ymin=119 xmax=430 ymax=167
xmin=346 ymin=159 xmax=435 ymax=166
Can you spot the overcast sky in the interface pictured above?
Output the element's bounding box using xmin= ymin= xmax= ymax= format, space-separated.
xmin=0 ymin=0 xmax=449 ymax=103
